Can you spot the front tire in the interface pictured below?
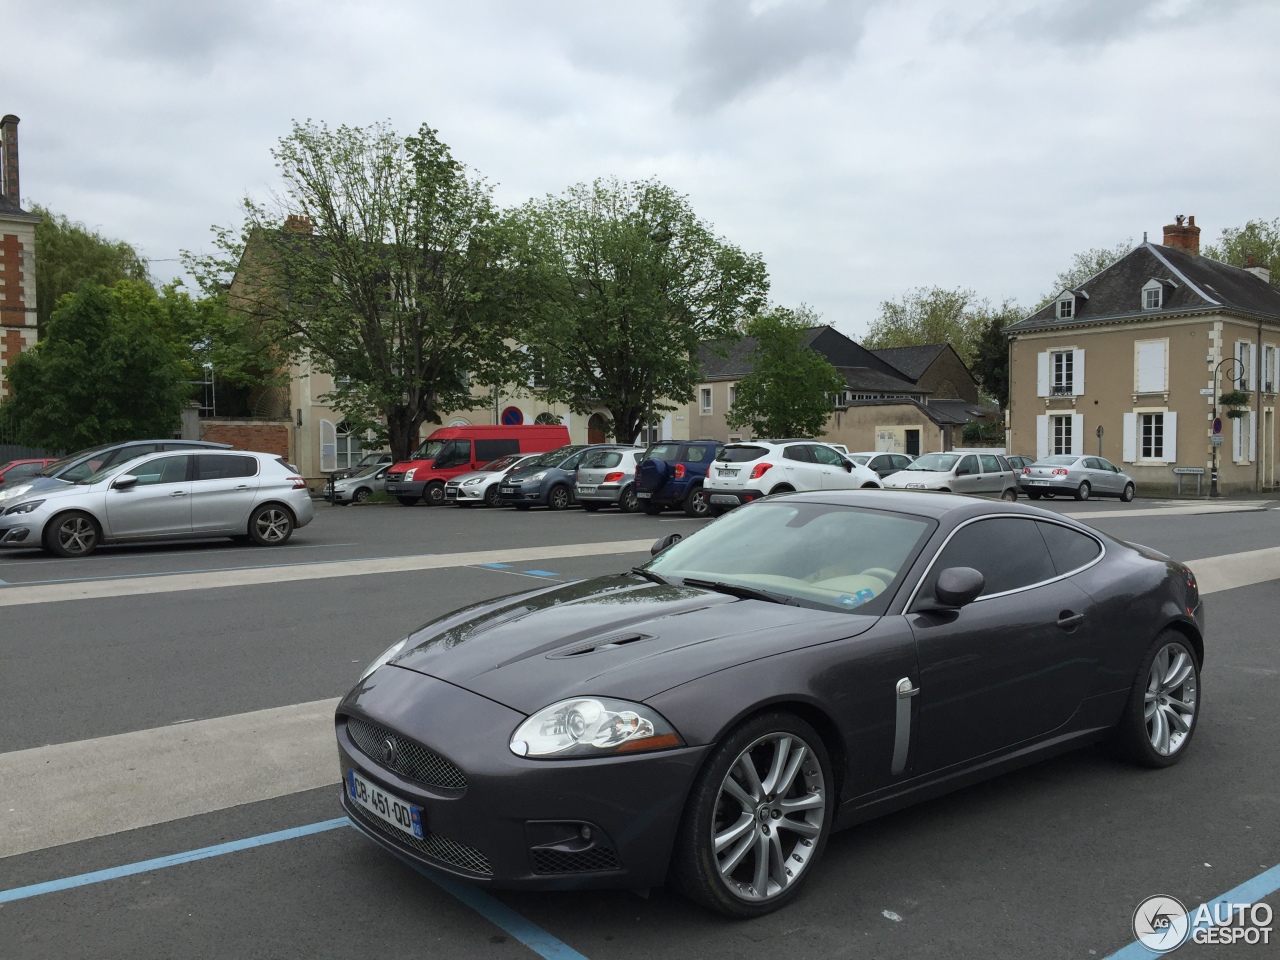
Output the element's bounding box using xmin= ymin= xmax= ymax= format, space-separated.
xmin=249 ymin=504 xmax=294 ymax=546
xmin=618 ymin=485 xmax=639 ymax=513
xmin=1121 ymin=483 xmax=1135 ymax=502
xmin=396 ymin=496 xmax=419 ymax=507
xmin=44 ymin=511 xmax=102 ymax=558
xmin=483 ymin=485 xmax=501 ymax=507
xmin=684 ymin=486 xmax=710 ymax=518
xmin=1110 ymin=631 xmax=1200 ymax=767
xmin=1000 ymin=487 xmax=1018 ymax=501
xmin=547 ymin=484 xmax=572 ymax=511
xmin=352 ymin=488 xmax=371 ymax=504
xmin=424 ymin=481 xmax=447 ymax=506
xmin=672 ymin=712 xmax=834 ymax=918
xmin=1074 ymin=481 xmax=1091 ymax=501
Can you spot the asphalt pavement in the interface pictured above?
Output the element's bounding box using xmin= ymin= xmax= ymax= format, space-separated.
xmin=1 ymin=494 xmax=1277 ymax=959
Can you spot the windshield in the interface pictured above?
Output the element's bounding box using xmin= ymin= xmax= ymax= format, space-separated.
xmin=481 ymin=454 xmax=525 ymax=472
xmin=39 ymin=443 xmax=117 ymax=478
xmin=646 ymin=501 xmax=933 ymax=614
xmin=849 ymin=455 xmax=871 ymax=465
xmin=1035 ymin=456 xmax=1079 ymax=466
xmin=349 ymin=462 xmax=385 ymax=479
xmin=77 ymin=460 xmax=135 ymax=485
xmin=410 ymin=439 xmax=445 ymax=461
xmin=906 ymin=453 xmax=959 ymax=472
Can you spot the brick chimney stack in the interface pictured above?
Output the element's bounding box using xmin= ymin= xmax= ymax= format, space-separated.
xmin=283 ymin=214 xmax=313 ymax=235
xmin=1162 ymin=214 xmax=1200 ymax=257
xmin=0 ymin=115 xmax=19 ymax=206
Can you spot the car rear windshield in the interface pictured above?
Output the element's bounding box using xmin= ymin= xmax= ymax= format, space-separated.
xmin=849 ymin=455 xmax=871 ymax=465
xmin=716 ymin=446 xmax=769 ymax=463
xmin=1036 ymin=456 xmax=1079 ymax=466
xmin=906 ymin=453 xmax=959 ymax=471
xmin=643 ymin=443 xmax=682 ymax=461
xmin=582 ymin=450 xmax=623 ymax=468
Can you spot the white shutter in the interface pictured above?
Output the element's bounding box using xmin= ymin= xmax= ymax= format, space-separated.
xmin=1250 ymin=410 xmax=1257 ymax=462
xmin=1036 ymin=352 xmax=1050 ymax=397
xmin=1163 ymin=411 xmax=1177 ymax=463
xmin=1122 ymin=413 xmax=1137 ymax=463
xmin=661 ymin=414 xmax=672 ymax=441
xmin=1073 ymin=349 xmax=1085 ymax=396
xmin=1035 ymin=415 xmax=1049 ymax=460
xmin=319 ymin=419 xmax=337 ymax=473
xmin=1233 ymin=414 xmax=1244 ymax=462
xmin=1071 ymin=414 xmax=1084 ymax=456
xmin=1137 ymin=341 xmax=1167 ymax=393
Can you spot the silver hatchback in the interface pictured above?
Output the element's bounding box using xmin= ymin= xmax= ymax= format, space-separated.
xmin=1019 ymin=455 xmax=1135 ymax=502
xmin=0 ymin=450 xmax=315 ymax=557
xmin=575 ymin=448 xmax=643 ymax=512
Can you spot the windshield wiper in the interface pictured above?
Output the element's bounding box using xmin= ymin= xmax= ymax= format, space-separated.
xmin=631 ymin=567 xmax=670 ymax=585
xmin=680 ymin=577 xmax=799 ymax=606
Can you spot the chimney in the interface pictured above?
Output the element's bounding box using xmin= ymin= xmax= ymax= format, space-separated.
xmin=283 ymin=214 xmax=313 ymax=235
xmin=1244 ymin=255 xmax=1271 ymax=284
xmin=1162 ymin=214 xmax=1200 ymax=257
xmin=0 ymin=114 xmax=19 ymax=206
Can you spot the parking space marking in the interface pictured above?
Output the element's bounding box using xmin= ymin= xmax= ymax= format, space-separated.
xmin=1058 ymin=502 xmax=1270 ymax=520
xmin=0 ymin=538 xmax=654 ymax=608
xmin=1187 ymin=545 xmax=1280 ymax=595
xmin=1104 ymin=862 xmax=1280 ymax=958
xmin=521 ymin=569 xmax=559 ymax=577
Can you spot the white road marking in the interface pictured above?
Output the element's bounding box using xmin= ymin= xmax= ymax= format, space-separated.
xmin=1061 ymin=502 xmax=1271 ymax=520
xmin=0 ymin=539 xmax=654 ymax=609
xmin=1187 ymin=545 xmax=1280 ymax=595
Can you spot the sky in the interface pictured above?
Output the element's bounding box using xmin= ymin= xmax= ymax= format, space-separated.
xmin=5 ymin=0 xmax=1278 ymax=338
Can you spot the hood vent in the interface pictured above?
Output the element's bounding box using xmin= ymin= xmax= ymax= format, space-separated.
xmin=552 ymin=633 xmax=652 ymax=658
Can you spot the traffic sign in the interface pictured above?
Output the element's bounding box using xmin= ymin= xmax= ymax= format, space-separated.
xmin=1200 ymin=388 xmax=1215 ymax=395
xmin=1212 ymin=434 xmax=1224 ymax=447
xmin=1212 ymin=417 xmax=1223 ymax=435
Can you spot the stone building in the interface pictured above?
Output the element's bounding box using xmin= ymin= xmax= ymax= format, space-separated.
xmin=0 ymin=115 xmax=39 ymax=399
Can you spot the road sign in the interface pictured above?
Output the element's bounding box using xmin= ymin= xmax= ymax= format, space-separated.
xmin=1212 ymin=417 xmax=1223 ymax=434
xmin=1173 ymin=467 xmax=1205 ymax=475
xmin=1200 ymin=388 xmax=1215 ymax=395
xmin=1211 ymin=434 xmax=1225 ymax=447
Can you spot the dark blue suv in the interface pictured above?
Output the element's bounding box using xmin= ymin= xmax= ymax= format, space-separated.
xmin=634 ymin=440 xmax=724 ymax=517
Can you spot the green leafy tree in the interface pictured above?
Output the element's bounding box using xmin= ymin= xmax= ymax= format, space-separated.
xmin=968 ymin=299 xmax=1023 ymax=409
xmin=2 ymin=281 xmax=187 ymax=450
xmin=863 ymin=286 xmax=986 ymax=364
xmin=1205 ymin=218 xmax=1280 ymax=287
xmin=31 ymin=204 xmax=150 ymax=336
xmin=185 ymin=121 xmax=518 ymax=459
xmin=511 ymin=177 xmax=768 ymax=442
xmin=726 ymin=305 xmax=844 ymax=438
xmin=1040 ymin=240 xmax=1132 ymax=305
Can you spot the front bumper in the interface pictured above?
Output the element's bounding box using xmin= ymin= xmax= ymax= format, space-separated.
xmin=446 ymin=482 xmax=487 ymax=502
xmin=706 ymin=487 xmax=764 ymax=507
xmin=336 ymin=666 xmax=705 ymax=889
xmin=495 ymin=481 xmax=547 ymax=505
xmin=384 ymin=480 xmax=427 ymax=499
xmin=0 ymin=519 xmax=37 ymax=546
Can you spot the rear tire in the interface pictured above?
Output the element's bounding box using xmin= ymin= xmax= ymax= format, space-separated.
xmin=684 ymin=486 xmax=710 ymax=518
xmin=618 ymin=485 xmax=639 ymax=513
xmin=1121 ymin=483 xmax=1135 ymax=503
xmin=424 ymin=482 xmax=447 ymax=506
xmin=1109 ymin=630 xmax=1200 ymax=768
xmin=547 ymin=484 xmax=572 ymax=511
xmin=1026 ymin=490 xmax=1042 ymax=500
xmin=396 ymin=496 xmax=419 ymax=507
xmin=1074 ymin=481 xmax=1091 ymax=501
xmin=248 ymin=504 xmax=294 ymax=546
xmin=1000 ymin=487 xmax=1018 ymax=501
xmin=643 ymin=501 xmax=664 ymax=515
xmin=43 ymin=511 xmax=102 ymax=558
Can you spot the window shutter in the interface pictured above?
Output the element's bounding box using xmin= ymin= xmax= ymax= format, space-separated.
xmin=1163 ymin=411 xmax=1177 ymax=462
xmin=1071 ymin=414 xmax=1084 ymax=456
xmin=1250 ymin=410 xmax=1257 ymax=462
xmin=1072 ymin=349 xmax=1085 ymax=395
xmin=1233 ymin=414 xmax=1244 ymax=462
xmin=1122 ymin=413 xmax=1136 ymax=463
xmin=1036 ymin=352 xmax=1050 ymax=397
xmin=1137 ymin=341 xmax=1167 ymax=393
xmin=1035 ymin=415 xmax=1049 ymax=460
xmin=319 ymin=419 xmax=337 ymax=473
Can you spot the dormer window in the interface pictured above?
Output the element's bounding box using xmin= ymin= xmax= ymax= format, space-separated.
xmin=1142 ymin=278 xmax=1170 ymax=310
xmin=1056 ymin=296 xmax=1075 ymax=319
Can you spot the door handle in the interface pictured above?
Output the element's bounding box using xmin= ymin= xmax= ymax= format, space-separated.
xmin=169 ymin=490 xmax=187 ymax=498
xmin=234 ymin=485 xmax=250 ymax=490
xmin=1057 ymin=611 xmax=1085 ymax=629
xmin=891 ymin=677 xmax=919 ymax=776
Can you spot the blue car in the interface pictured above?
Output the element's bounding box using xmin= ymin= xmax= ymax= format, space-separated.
xmin=495 ymin=444 xmax=635 ymax=511
xmin=634 ymin=440 xmax=724 ymax=517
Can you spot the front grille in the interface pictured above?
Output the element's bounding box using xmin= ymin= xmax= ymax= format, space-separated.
xmin=532 ymin=846 xmax=620 ymax=874
xmin=386 ymin=472 xmax=404 ymax=482
xmin=347 ymin=798 xmax=493 ymax=876
xmin=345 ymin=717 xmax=467 ymax=790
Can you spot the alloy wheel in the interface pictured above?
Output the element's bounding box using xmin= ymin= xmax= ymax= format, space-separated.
xmin=426 ymin=483 xmax=446 ymax=505
xmin=255 ymin=508 xmax=291 ymax=542
xmin=1145 ymin=642 xmax=1198 ymax=756
xmin=712 ymin=733 xmax=826 ymax=903
xmin=685 ymin=488 xmax=709 ymax=517
xmin=57 ymin=516 xmax=98 ymax=556
xmin=548 ymin=486 xmax=570 ymax=510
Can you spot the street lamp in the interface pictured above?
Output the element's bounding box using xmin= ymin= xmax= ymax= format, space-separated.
xmin=1209 ymin=356 xmax=1244 ymax=498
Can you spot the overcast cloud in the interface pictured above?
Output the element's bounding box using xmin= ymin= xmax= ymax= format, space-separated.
xmin=5 ymin=0 xmax=1278 ymax=336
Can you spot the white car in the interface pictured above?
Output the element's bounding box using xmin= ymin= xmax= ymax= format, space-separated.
xmin=705 ymin=440 xmax=882 ymax=511
xmin=0 ymin=449 xmax=314 ymax=557
xmin=883 ymin=451 xmax=1019 ymax=500
xmin=444 ymin=453 xmax=538 ymax=507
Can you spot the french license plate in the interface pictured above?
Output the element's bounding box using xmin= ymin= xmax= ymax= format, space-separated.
xmin=578 ymin=486 xmax=597 ymax=494
xmin=636 ymin=491 xmax=652 ymax=498
xmin=1029 ymin=480 xmax=1049 ymax=486
xmin=385 ymin=483 xmax=398 ymax=492
xmin=500 ymin=487 xmax=515 ymax=495
xmin=906 ymin=483 xmax=925 ymax=489
xmin=718 ymin=468 xmax=739 ymax=477
xmin=347 ymin=769 xmax=424 ymax=839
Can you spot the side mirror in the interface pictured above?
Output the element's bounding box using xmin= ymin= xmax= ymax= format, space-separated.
xmin=842 ymin=458 xmax=854 ymax=472
xmin=112 ymin=474 xmax=139 ymax=489
xmin=650 ymin=532 xmax=683 ymax=556
xmin=934 ymin=567 xmax=985 ymax=607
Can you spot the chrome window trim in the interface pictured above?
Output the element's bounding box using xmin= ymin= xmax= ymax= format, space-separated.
xmin=905 ymin=513 xmax=1107 ymax=611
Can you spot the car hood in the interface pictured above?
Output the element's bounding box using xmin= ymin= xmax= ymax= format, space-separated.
xmin=392 ymin=575 xmax=877 ymax=712
xmin=0 ymin=476 xmax=70 ymax=502
xmin=885 ymin=470 xmax=950 ymax=486
xmin=449 ymin=469 xmax=499 ymax=483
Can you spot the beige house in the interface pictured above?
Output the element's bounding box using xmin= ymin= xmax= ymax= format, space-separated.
xmin=0 ymin=115 xmax=39 ymax=403
xmin=1007 ymin=216 xmax=1280 ymax=495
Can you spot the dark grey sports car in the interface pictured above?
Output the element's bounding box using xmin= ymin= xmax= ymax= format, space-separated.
xmin=335 ymin=490 xmax=1204 ymax=917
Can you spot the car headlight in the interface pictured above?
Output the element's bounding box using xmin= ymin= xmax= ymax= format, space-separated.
xmin=0 ymin=482 xmax=34 ymax=503
xmin=4 ymin=499 xmax=45 ymax=515
xmin=358 ymin=637 xmax=409 ymax=683
xmin=403 ymin=469 xmax=416 ymax=482
xmin=510 ymin=697 xmax=683 ymax=758
xmin=462 ymin=477 xmax=484 ymax=485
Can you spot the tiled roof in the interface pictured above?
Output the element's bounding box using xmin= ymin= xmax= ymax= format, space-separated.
xmin=698 ymin=325 xmax=906 ymax=381
xmin=870 ymin=343 xmax=949 ymax=381
xmin=833 ymin=365 xmax=929 ymax=395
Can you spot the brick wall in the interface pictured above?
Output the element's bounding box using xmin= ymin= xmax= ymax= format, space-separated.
xmin=199 ymin=420 xmax=290 ymax=459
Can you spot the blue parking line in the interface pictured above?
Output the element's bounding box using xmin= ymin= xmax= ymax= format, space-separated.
xmin=478 ymin=562 xmax=513 ymax=569
xmin=521 ymin=570 xmax=559 ymax=577
xmin=1104 ymin=862 xmax=1280 ymax=958
xmin=0 ymin=816 xmax=592 ymax=960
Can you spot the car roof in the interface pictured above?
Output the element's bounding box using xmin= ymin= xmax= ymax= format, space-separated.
xmin=777 ymin=488 xmax=1096 ymax=523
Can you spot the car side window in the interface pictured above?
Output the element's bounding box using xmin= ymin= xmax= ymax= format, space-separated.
xmin=893 ymin=455 xmax=912 ymax=469
xmin=1036 ymin=521 xmax=1102 ymax=575
xmin=996 ymin=456 xmax=1011 ymax=472
xmin=980 ymin=455 xmax=1001 ymax=473
xmin=920 ymin=518 xmax=1057 ymax=601
xmin=560 ymin=450 xmax=587 ymax=470
xmin=955 ymin=455 xmax=978 ymax=476
xmin=810 ymin=445 xmax=844 ymax=466
xmin=686 ymin=446 xmax=707 ymax=463
xmin=195 ymin=455 xmax=258 ymax=481
xmin=1098 ymin=458 xmax=1119 ymax=473
xmin=783 ymin=445 xmax=813 ymax=463
xmin=128 ymin=455 xmax=191 ymax=486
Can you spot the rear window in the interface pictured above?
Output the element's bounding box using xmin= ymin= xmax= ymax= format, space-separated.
xmin=644 ymin=443 xmax=682 ymax=462
xmin=1037 ymin=456 xmax=1078 ymax=466
xmin=195 ymin=455 xmax=258 ymax=480
xmin=717 ymin=446 xmax=769 ymax=463
xmin=582 ymin=450 xmax=623 ymax=468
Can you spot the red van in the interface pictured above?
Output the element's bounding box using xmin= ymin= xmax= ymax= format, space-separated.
xmin=384 ymin=424 xmax=571 ymax=505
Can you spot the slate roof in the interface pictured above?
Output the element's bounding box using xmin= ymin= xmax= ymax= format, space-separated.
xmin=842 ymin=397 xmax=971 ymax=426
xmin=833 ymin=365 xmax=929 ymax=395
xmin=926 ymin=397 xmax=998 ymax=423
xmin=698 ymin=325 xmax=907 ymax=381
xmin=1007 ymin=242 xmax=1280 ymax=332
xmin=870 ymin=343 xmax=949 ymax=381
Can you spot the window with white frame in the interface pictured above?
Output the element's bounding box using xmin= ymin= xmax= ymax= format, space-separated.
xmin=335 ymin=422 xmax=366 ymax=470
xmin=1140 ymin=413 xmax=1164 ymax=460
xmin=1141 ymin=279 xmax=1164 ymax=310
xmin=1056 ymin=297 xmax=1074 ymax=320
xmin=729 ymin=385 xmax=738 ymax=408
xmin=1052 ymin=350 xmax=1074 ymax=395
xmin=700 ymin=387 xmax=712 ymax=413
xmin=1135 ymin=339 xmax=1168 ymax=393
xmin=1235 ymin=340 xmax=1255 ymax=391
xmin=1264 ymin=345 xmax=1276 ymax=394
xmin=1052 ymin=414 xmax=1073 ymax=456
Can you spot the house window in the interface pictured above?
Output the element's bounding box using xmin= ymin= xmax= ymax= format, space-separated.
xmin=1264 ymin=345 xmax=1276 ymax=394
xmin=1143 ymin=287 xmax=1162 ymax=310
xmin=1052 ymin=350 xmax=1074 ymax=395
xmin=729 ymin=385 xmax=738 ymax=408
xmin=700 ymin=387 xmax=712 ymax=414
xmin=1236 ymin=341 xmax=1254 ymax=391
xmin=1052 ymin=415 xmax=1073 ymax=456
xmin=335 ymin=422 xmax=366 ymax=470
xmin=1057 ymin=297 xmax=1074 ymax=319
xmin=1140 ymin=413 xmax=1164 ymax=460
xmin=1135 ymin=339 xmax=1168 ymax=393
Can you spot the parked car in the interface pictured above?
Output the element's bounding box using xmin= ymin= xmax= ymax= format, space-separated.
xmin=883 ymin=451 xmax=1019 ymax=500
xmin=1005 ymin=454 xmax=1035 ymax=473
xmin=444 ymin=454 xmax=538 ymax=507
xmin=1020 ymin=455 xmax=1135 ymax=502
xmin=385 ymin=424 xmax=570 ymax=506
xmin=846 ymin=451 xmax=914 ymax=480
xmin=575 ymin=448 xmax=643 ymax=512
xmin=327 ymin=462 xmax=390 ymax=505
xmin=0 ymin=440 xmax=232 ymax=506
xmin=332 ymin=452 xmax=393 ymax=481
xmin=0 ymin=458 xmax=57 ymax=489
xmin=634 ymin=440 xmax=724 ymax=517
xmin=497 ymin=444 xmax=634 ymax=510
xmin=337 ymin=490 xmax=1202 ymax=916
xmin=0 ymin=450 xmax=313 ymax=557
xmin=705 ymin=440 xmax=882 ymax=511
